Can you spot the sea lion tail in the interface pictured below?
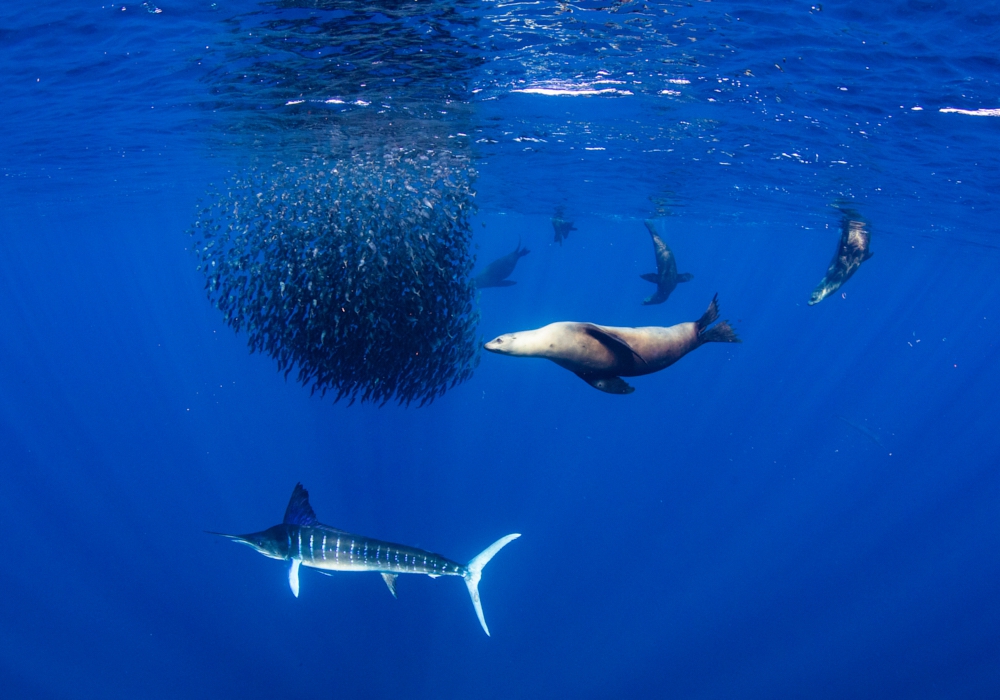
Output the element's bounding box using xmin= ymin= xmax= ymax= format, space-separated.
xmin=695 ymin=293 xmax=721 ymax=332
xmin=696 ymin=294 xmax=741 ymax=343
xmin=699 ymin=320 xmax=741 ymax=344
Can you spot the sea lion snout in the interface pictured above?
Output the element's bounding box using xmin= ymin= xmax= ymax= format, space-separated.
xmin=808 ymin=286 xmax=830 ymax=305
xmin=484 ymin=335 xmax=513 ymax=353
xmin=484 ymin=330 xmax=542 ymax=357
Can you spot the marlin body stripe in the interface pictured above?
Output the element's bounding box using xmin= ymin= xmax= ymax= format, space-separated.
xmin=211 ymin=483 xmax=520 ymax=636
xmin=284 ymin=526 xmax=466 ymax=576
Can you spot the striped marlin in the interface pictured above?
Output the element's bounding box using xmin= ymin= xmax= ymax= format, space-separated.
xmin=211 ymin=483 xmax=520 ymax=636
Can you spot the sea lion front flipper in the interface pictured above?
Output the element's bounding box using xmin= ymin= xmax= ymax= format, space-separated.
xmin=640 ymin=273 xmax=659 ymax=283
xmin=575 ymin=373 xmax=635 ymax=394
xmin=580 ymin=324 xmax=646 ymax=365
xmin=676 ymin=272 xmax=694 ymax=283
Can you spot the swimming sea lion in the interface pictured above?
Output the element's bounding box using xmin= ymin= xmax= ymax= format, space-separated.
xmin=808 ymin=213 xmax=873 ymax=305
xmin=639 ymin=219 xmax=693 ymax=305
xmin=551 ymin=216 xmax=576 ymax=246
xmin=474 ymin=240 xmax=530 ymax=288
xmin=484 ymin=294 xmax=740 ymax=394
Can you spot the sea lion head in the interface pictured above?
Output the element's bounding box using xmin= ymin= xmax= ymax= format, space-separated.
xmin=484 ymin=332 xmax=525 ymax=356
xmin=484 ymin=327 xmax=557 ymax=357
xmin=808 ymin=283 xmax=834 ymax=306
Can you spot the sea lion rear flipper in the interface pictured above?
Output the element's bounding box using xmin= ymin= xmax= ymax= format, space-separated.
xmin=700 ymin=320 xmax=741 ymax=344
xmin=639 ymin=273 xmax=659 ymax=283
xmin=695 ymin=293 xmax=720 ymax=332
xmin=677 ymin=272 xmax=694 ymax=283
xmin=581 ymin=324 xmax=646 ymax=365
xmin=575 ymin=373 xmax=635 ymax=395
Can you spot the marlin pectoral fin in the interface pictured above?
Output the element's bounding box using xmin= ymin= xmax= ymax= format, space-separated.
xmin=640 ymin=272 xmax=659 ymax=283
xmin=289 ymin=559 xmax=301 ymax=598
xmin=381 ymin=572 xmax=398 ymax=599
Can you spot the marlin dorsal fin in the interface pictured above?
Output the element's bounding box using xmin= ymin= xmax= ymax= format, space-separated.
xmin=283 ymin=483 xmax=318 ymax=526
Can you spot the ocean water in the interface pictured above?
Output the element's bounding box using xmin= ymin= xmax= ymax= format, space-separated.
xmin=2 ymin=1 xmax=999 ymax=698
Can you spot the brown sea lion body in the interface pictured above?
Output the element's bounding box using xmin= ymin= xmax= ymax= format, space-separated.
xmin=484 ymin=295 xmax=740 ymax=394
xmin=809 ymin=213 xmax=873 ymax=305
xmin=474 ymin=240 xmax=530 ymax=288
xmin=640 ymin=219 xmax=693 ymax=305
xmin=551 ymin=217 xmax=576 ymax=246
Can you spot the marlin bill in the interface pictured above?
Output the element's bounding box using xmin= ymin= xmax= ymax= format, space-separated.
xmin=210 ymin=484 xmax=520 ymax=636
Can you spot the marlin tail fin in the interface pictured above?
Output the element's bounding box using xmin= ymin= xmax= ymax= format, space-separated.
xmin=464 ymin=534 xmax=520 ymax=636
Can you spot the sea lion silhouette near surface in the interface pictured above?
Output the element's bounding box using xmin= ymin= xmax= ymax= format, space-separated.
xmin=484 ymin=294 xmax=740 ymax=394
xmin=640 ymin=219 xmax=693 ymax=305
xmin=474 ymin=240 xmax=530 ymax=288
xmin=809 ymin=213 xmax=873 ymax=305
xmin=551 ymin=216 xmax=576 ymax=246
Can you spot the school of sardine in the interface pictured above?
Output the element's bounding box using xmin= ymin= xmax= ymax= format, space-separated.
xmin=190 ymin=148 xmax=480 ymax=406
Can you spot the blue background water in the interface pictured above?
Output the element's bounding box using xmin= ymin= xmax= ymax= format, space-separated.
xmin=2 ymin=1 xmax=999 ymax=698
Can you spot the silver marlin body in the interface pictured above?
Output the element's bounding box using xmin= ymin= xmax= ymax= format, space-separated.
xmin=211 ymin=484 xmax=520 ymax=636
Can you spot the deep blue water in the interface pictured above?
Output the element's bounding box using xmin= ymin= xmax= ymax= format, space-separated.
xmin=2 ymin=1 xmax=999 ymax=698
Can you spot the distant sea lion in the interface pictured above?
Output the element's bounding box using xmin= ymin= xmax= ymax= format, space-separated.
xmin=484 ymin=294 xmax=740 ymax=394
xmin=837 ymin=415 xmax=888 ymax=453
xmin=809 ymin=213 xmax=873 ymax=305
xmin=551 ymin=217 xmax=576 ymax=246
xmin=474 ymin=240 xmax=530 ymax=288
xmin=639 ymin=219 xmax=693 ymax=305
